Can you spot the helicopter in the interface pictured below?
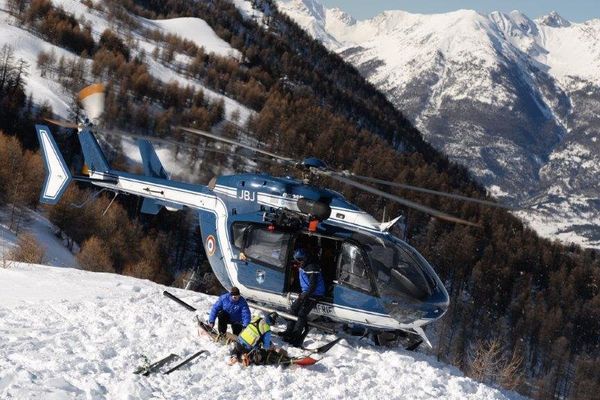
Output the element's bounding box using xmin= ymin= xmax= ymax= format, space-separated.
xmin=39 ymin=83 xmax=507 ymax=349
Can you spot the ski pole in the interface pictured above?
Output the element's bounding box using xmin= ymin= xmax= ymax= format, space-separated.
xmin=163 ymin=290 xmax=197 ymax=312
xmin=164 ymin=350 xmax=207 ymax=375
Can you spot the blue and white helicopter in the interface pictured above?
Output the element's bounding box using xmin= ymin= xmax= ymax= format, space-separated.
xmin=40 ymin=84 xmax=504 ymax=348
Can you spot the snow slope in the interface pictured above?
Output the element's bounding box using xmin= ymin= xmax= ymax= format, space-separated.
xmin=0 ymin=209 xmax=79 ymax=269
xmin=140 ymin=17 xmax=242 ymax=60
xmin=0 ymin=0 xmax=255 ymax=190
xmin=0 ymin=263 xmax=526 ymax=400
xmin=0 ymin=0 xmax=253 ymax=122
xmin=0 ymin=18 xmax=79 ymax=117
xmin=230 ymin=0 xmax=270 ymax=27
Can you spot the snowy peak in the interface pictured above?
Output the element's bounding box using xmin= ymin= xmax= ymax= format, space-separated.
xmin=277 ymin=0 xmax=341 ymax=48
xmin=278 ymin=0 xmax=600 ymax=83
xmin=538 ymin=11 xmax=571 ymax=28
xmin=488 ymin=10 xmax=543 ymax=58
xmin=286 ymin=0 xmax=326 ymax=22
xmin=489 ymin=10 xmax=538 ymax=36
xmin=327 ymin=7 xmax=355 ymax=27
xmin=357 ymin=9 xmax=488 ymax=39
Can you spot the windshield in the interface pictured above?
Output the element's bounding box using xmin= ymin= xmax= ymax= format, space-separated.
xmin=357 ymin=234 xmax=436 ymax=301
xmin=338 ymin=242 xmax=374 ymax=293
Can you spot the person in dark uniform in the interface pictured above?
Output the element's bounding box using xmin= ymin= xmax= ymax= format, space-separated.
xmin=282 ymin=248 xmax=325 ymax=347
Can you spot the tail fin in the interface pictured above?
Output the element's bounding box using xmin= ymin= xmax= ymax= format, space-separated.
xmin=36 ymin=125 xmax=72 ymax=204
xmin=138 ymin=139 xmax=168 ymax=179
xmin=138 ymin=139 xmax=170 ymax=215
xmin=78 ymin=127 xmax=110 ymax=173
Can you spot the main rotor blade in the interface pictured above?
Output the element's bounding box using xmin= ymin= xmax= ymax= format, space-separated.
xmin=99 ymin=128 xmax=201 ymax=149
xmin=43 ymin=118 xmax=79 ymax=129
xmin=348 ymin=173 xmax=511 ymax=209
xmin=95 ymin=127 xmax=281 ymax=167
xmin=176 ymin=126 xmax=296 ymax=164
xmin=319 ymin=170 xmax=481 ymax=227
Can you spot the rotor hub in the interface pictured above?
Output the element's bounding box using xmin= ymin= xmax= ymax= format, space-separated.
xmin=299 ymin=157 xmax=328 ymax=170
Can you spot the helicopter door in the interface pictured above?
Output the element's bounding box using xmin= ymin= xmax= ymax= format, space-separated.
xmin=237 ymin=226 xmax=290 ymax=293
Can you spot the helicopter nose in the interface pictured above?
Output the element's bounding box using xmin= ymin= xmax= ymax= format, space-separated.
xmin=423 ymin=284 xmax=449 ymax=320
xmin=382 ymin=285 xmax=449 ymax=325
xmin=422 ymin=301 xmax=448 ymax=320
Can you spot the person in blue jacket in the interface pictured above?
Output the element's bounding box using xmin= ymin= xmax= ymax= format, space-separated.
xmin=282 ymin=247 xmax=325 ymax=347
xmin=208 ymin=286 xmax=251 ymax=335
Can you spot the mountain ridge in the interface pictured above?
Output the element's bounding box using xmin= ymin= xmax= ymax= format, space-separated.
xmin=277 ymin=0 xmax=600 ymax=247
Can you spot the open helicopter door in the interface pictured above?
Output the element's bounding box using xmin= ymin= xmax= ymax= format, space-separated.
xmin=234 ymin=224 xmax=289 ymax=294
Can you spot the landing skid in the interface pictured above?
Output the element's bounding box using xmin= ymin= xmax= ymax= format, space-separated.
xmin=342 ymin=324 xmax=424 ymax=350
xmin=373 ymin=331 xmax=422 ymax=350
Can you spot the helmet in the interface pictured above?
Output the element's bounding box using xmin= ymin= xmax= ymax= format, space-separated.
xmin=293 ymin=248 xmax=306 ymax=262
xmin=264 ymin=311 xmax=278 ymax=324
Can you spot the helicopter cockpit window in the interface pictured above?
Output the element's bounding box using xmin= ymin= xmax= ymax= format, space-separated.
xmin=231 ymin=222 xmax=251 ymax=249
xmin=365 ymin=238 xmax=434 ymax=300
xmin=338 ymin=242 xmax=373 ymax=293
xmin=244 ymin=227 xmax=291 ymax=269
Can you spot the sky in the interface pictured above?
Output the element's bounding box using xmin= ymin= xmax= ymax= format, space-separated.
xmin=319 ymin=0 xmax=600 ymax=23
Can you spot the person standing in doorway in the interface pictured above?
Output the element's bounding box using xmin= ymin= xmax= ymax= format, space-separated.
xmin=282 ymin=248 xmax=325 ymax=347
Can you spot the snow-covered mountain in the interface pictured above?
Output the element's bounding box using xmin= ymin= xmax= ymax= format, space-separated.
xmin=0 ymin=262 xmax=526 ymax=399
xmin=277 ymin=0 xmax=600 ymax=248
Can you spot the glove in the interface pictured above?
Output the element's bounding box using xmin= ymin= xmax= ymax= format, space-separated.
xmin=207 ymin=322 xmax=214 ymax=329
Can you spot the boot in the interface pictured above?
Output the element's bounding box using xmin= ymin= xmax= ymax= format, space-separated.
xmin=241 ymin=353 xmax=251 ymax=367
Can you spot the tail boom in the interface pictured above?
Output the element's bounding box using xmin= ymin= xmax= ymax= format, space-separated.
xmin=36 ymin=124 xmax=216 ymax=212
xmin=88 ymin=171 xmax=216 ymax=212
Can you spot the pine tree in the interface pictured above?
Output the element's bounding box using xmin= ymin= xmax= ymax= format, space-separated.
xmin=9 ymin=234 xmax=45 ymax=264
xmin=77 ymin=236 xmax=114 ymax=273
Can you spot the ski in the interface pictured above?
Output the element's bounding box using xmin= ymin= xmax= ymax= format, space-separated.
xmin=196 ymin=317 xmax=237 ymax=345
xmin=302 ymin=337 xmax=342 ymax=354
xmin=164 ymin=350 xmax=207 ymax=375
xmin=134 ymin=353 xmax=179 ymax=376
xmin=254 ymin=348 xmax=322 ymax=367
xmin=290 ymin=356 xmax=320 ymax=366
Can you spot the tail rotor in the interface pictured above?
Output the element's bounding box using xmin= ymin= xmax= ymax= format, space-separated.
xmin=78 ymin=83 xmax=105 ymax=125
xmin=43 ymin=83 xmax=106 ymax=129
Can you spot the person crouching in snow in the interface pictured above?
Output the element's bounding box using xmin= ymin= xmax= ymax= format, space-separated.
xmin=230 ymin=312 xmax=279 ymax=366
xmin=208 ymin=287 xmax=251 ymax=335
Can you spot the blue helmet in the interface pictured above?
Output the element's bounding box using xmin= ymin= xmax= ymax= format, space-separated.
xmin=264 ymin=311 xmax=278 ymax=324
xmin=293 ymin=248 xmax=307 ymax=262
